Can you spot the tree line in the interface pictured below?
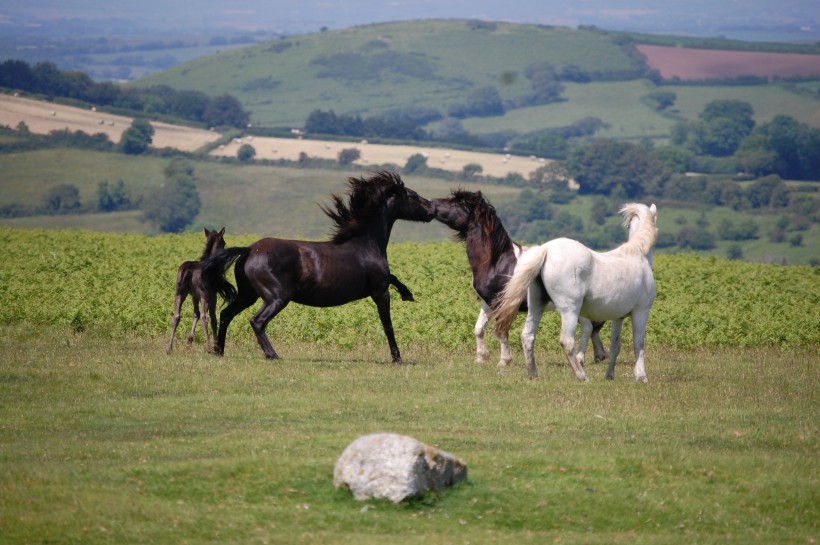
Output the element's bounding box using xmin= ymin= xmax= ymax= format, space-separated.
xmin=0 ymin=59 xmax=250 ymax=128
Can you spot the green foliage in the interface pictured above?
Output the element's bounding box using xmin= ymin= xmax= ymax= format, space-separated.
xmin=120 ymin=118 xmax=154 ymax=155
xmin=141 ymin=161 xmax=200 ymax=232
xmin=336 ymin=148 xmax=360 ymax=166
xmin=236 ymin=143 xmax=256 ymax=162
xmin=42 ymin=184 xmax=81 ymax=213
xmin=567 ymin=139 xmax=668 ymax=197
xmin=202 ymin=94 xmax=249 ymax=129
xmin=96 ymin=180 xmax=132 ymax=212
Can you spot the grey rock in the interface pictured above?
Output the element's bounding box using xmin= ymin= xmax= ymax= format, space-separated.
xmin=333 ymin=433 xmax=467 ymax=503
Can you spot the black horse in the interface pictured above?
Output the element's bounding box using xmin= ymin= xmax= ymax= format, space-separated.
xmin=201 ymin=171 xmax=436 ymax=363
xmin=431 ymin=190 xmax=607 ymax=367
xmin=166 ymin=227 xmax=235 ymax=354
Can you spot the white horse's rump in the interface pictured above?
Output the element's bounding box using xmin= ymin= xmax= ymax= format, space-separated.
xmin=494 ymin=203 xmax=657 ymax=382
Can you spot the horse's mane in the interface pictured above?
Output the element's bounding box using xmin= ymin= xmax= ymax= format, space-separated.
xmin=321 ymin=171 xmax=405 ymax=242
xmin=618 ymin=203 xmax=657 ymax=256
xmin=450 ymin=189 xmax=515 ymax=263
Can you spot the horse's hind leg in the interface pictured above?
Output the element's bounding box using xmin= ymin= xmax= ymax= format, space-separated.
xmin=215 ymin=291 xmax=256 ymax=356
xmin=520 ymin=285 xmax=547 ymax=379
xmin=605 ymin=319 xmax=624 ymax=380
xmin=557 ymin=310 xmax=588 ymax=382
xmin=630 ymin=310 xmax=650 ymax=383
xmin=166 ymin=292 xmax=185 ymax=354
xmin=249 ymin=297 xmax=289 ymax=359
xmin=389 ymin=274 xmax=414 ymax=302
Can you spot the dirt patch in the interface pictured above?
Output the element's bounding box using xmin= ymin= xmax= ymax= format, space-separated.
xmin=637 ymin=45 xmax=820 ymax=81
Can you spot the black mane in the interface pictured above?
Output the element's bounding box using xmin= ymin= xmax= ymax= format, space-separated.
xmin=321 ymin=171 xmax=405 ymax=242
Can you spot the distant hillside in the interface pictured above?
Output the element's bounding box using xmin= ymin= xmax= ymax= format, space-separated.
xmin=132 ymin=20 xmax=644 ymax=128
xmin=132 ymin=19 xmax=820 ymax=144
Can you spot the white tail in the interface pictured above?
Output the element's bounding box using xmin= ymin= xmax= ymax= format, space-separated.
xmin=493 ymin=244 xmax=549 ymax=337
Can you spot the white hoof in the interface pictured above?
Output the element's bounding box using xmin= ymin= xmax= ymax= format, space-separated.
xmin=636 ymin=375 xmax=648 ymax=383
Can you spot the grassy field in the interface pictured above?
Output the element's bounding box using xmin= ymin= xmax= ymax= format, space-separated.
xmin=0 ymin=227 xmax=817 ymax=543
xmin=0 ymin=325 xmax=816 ymax=545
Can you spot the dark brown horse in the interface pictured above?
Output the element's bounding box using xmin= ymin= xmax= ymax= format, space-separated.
xmin=431 ymin=190 xmax=607 ymax=367
xmin=166 ymin=227 xmax=235 ymax=354
xmin=201 ymin=171 xmax=436 ymax=363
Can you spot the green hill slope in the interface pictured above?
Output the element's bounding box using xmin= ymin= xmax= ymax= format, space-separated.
xmin=133 ymin=20 xmax=642 ymax=129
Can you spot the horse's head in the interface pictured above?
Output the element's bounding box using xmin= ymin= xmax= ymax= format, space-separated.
xmin=431 ymin=190 xmax=483 ymax=233
xmin=203 ymin=226 xmax=226 ymax=258
xmin=394 ymin=180 xmax=436 ymax=223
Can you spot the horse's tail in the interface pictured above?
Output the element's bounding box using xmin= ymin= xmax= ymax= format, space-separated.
xmin=201 ymin=247 xmax=249 ymax=304
xmin=493 ymin=243 xmax=549 ymax=337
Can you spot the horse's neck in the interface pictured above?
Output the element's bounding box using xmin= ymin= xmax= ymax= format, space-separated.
xmin=465 ymin=222 xmax=516 ymax=273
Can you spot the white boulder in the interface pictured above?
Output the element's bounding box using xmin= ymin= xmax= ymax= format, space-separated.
xmin=333 ymin=433 xmax=467 ymax=503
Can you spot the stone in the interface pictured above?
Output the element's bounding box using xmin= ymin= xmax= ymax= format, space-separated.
xmin=333 ymin=433 xmax=468 ymax=503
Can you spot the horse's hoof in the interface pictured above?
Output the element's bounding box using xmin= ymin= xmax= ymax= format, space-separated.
xmin=497 ymin=359 xmax=512 ymax=367
xmin=392 ymin=358 xmax=404 ymax=365
xmin=636 ymin=375 xmax=648 ymax=384
xmin=605 ymin=374 xmax=614 ymax=380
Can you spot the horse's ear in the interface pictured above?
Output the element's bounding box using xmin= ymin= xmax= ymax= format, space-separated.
xmin=650 ymin=203 xmax=657 ymax=216
xmin=203 ymin=227 xmax=211 ymax=236
xmin=219 ymin=227 xmax=225 ymax=236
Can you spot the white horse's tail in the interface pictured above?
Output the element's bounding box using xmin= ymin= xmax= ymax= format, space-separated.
xmin=493 ymin=243 xmax=549 ymax=337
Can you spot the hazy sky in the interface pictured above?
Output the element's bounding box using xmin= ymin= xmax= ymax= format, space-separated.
xmin=2 ymin=0 xmax=819 ymax=40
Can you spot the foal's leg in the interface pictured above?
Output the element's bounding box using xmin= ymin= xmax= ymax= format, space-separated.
xmin=605 ymin=319 xmax=624 ymax=380
xmin=187 ymin=298 xmax=200 ymax=347
xmin=520 ymin=284 xmax=546 ymax=379
xmin=630 ymin=310 xmax=650 ymax=383
xmin=473 ymin=303 xmax=491 ymax=364
xmin=576 ymin=318 xmax=593 ymax=368
xmin=372 ymin=289 xmax=402 ymax=364
xmin=166 ymin=292 xmax=186 ymax=354
xmin=199 ymin=292 xmax=216 ymax=354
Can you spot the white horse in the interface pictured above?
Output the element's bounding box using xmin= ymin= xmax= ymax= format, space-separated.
xmin=494 ymin=203 xmax=657 ymax=382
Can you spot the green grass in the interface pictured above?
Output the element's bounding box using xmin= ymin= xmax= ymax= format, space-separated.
xmin=0 ymin=323 xmax=816 ymax=544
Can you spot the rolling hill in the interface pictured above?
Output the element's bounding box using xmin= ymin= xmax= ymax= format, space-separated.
xmin=132 ymin=20 xmax=820 ymax=143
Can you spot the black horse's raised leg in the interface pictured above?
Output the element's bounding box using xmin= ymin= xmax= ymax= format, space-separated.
xmin=372 ymin=290 xmax=401 ymax=364
xmin=389 ymin=274 xmax=414 ymax=302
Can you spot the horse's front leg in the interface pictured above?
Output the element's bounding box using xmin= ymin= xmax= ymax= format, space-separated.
xmin=389 ymin=274 xmax=414 ymax=302
xmin=605 ymin=319 xmax=623 ymax=380
xmin=591 ymin=321 xmax=609 ymax=362
xmin=372 ymin=290 xmax=401 ymax=364
xmin=630 ymin=310 xmax=650 ymax=383
xmin=520 ymin=284 xmax=546 ymax=380
xmin=473 ymin=303 xmax=491 ymax=364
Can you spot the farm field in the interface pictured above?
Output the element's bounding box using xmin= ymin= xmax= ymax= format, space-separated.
xmin=637 ymin=45 xmax=820 ymax=81
xmin=0 ymin=228 xmax=817 ymax=544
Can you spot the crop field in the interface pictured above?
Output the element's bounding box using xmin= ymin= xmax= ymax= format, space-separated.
xmin=0 ymin=228 xmax=817 ymax=544
xmin=637 ymin=45 xmax=820 ymax=81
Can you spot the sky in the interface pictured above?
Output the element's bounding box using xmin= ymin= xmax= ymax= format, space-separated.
xmin=1 ymin=0 xmax=819 ymax=41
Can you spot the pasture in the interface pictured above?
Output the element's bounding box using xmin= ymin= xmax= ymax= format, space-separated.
xmin=0 ymin=228 xmax=817 ymax=544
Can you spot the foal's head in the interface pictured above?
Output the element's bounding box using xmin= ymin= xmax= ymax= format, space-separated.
xmin=201 ymin=227 xmax=226 ymax=259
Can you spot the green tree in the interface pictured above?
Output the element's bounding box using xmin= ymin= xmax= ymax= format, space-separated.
xmin=120 ymin=118 xmax=154 ymax=155
xmin=337 ymin=148 xmax=361 ymax=165
xmin=43 ymin=184 xmax=81 ymax=213
xmin=567 ymin=139 xmax=667 ymax=197
xmin=237 ymin=144 xmax=256 ymax=162
xmin=403 ymin=153 xmax=428 ymax=173
xmin=142 ymin=162 xmax=201 ymax=233
xmin=202 ymin=94 xmax=250 ymax=128
xmin=96 ymin=180 xmax=131 ymax=212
